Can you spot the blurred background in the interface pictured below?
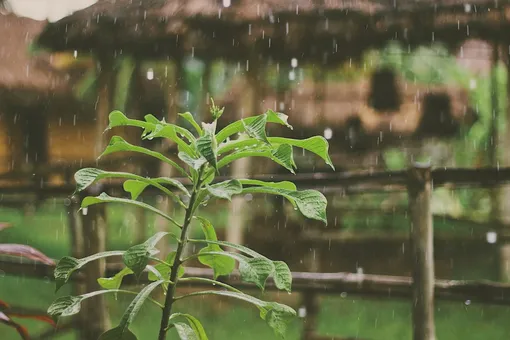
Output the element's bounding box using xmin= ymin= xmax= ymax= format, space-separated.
xmin=2 ymin=0 xmax=510 ymax=339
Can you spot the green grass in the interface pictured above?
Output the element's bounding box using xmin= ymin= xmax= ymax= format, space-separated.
xmin=3 ymin=274 xmax=510 ymax=339
xmin=2 ymin=202 xmax=510 ymax=339
xmin=0 ymin=200 xmax=229 ymax=258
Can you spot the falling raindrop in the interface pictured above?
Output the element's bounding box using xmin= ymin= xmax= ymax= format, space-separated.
xmin=465 ymin=300 xmax=471 ymax=306
xmin=146 ymin=68 xmax=154 ymax=80
xmin=486 ymin=231 xmax=497 ymax=244
xmin=82 ymin=207 xmax=88 ymax=216
xmin=323 ymin=127 xmax=333 ymax=140
xmin=298 ymin=307 xmax=307 ymax=318
xmin=291 ymin=58 xmax=298 ymax=68
xmin=469 ymin=79 xmax=477 ymax=89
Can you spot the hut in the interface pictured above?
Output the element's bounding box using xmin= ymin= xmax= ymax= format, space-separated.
xmin=0 ymin=12 xmax=95 ymax=184
xmin=33 ymin=0 xmax=500 ymax=172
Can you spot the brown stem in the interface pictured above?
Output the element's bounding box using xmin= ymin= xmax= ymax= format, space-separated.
xmin=157 ymin=170 xmax=203 ymax=340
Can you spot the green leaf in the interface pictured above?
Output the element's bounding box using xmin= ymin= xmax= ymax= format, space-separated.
xmin=243 ymin=114 xmax=269 ymax=144
xmin=196 ymin=123 xmax=218 ymax=170
xmin=216 ymin=110 xmax=292 ymax=143
xmin=100 ymin=136 xmax=187 ymax=176
xmin=82 ymin=193 xmax=181 ymax=228
xmin=107 ymin=111 xmax=195 ymax=143
xmin=122 ymin=178 xmax=188 ymax=202
xmin=206 ymin=180 xmax=242 ymax=201
xmin=143 ymin=114 xmax=161 ymax=125
xmin=273 ymin=261 xmax=292 ymax=293
xmin=107 ymin=111 xmax=151 ymax=132
xmin=261 ymin=302 xmax=296 ymax=338
xmin=217 ymin=144 xmax=296 ymax=173
xmin=98 ymin=267 xmax=134 ymax=291
xmin=154 ymin=177 xmax=190 ymax=196
xmin=179 ymin=112 xmax=203 ymax=135
xmin=238 ymin=179 xmax=296 ymax=191
xmin=148 ymin=252 xmax=184 ymax=287
xmin=123 ymin=180 xmax=149 ymax=200
xmin=197 ymin=251 xmax=272 ymax=289
xmin=48 ymin=290 xmax=120 ymax=320
xmin=54 ymin=251 xmax=124 ymax=291
xmin=195 ymin=217 xmax=235 ymax=279
xmin=198 ymin=248 xmax=236 ymax=280
xmin=268 ymin=136 xmax=334 ymax=170
xmin=98 ymin=327 xmax=137 ymax=340
xmin=74 ymin=168 xmax=187 ymax=204
xmin=99 ymin=280 xmax=164 ymax=340
xmin=238 ymin=257 xmax=274 ymax=290
xmin=123 ymin=232 xmax=169 ymax=277
xmin=178 ymin=152 xmax=207 ymax=170
xmin=188 ymin=239 xmax=292 ymax=292
xmin=242 ymin=187 xmax=328 ymax=224
xmin=188 ymin=239 xmax=261 ymax=259
xmin=143 ymin=124 xmax=196 ymax=157
xmin=47 ymin=296 xmax=84 ymax=320
xmin=169 ymin=314 xmax=208 ymax=340
xmin=175 ymin=290 xmax=295 ymax=338
xmin=174 ymin=323 xmax=197 ymax=340
xmin=271 ymin=144 xmax=296 ymax=173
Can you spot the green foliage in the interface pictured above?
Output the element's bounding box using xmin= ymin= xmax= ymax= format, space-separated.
xmin=48 ymin=103 xmax=332 ymax=339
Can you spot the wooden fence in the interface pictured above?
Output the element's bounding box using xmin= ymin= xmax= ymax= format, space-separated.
xmin=3 ymin=164 xmax=510 ymax=339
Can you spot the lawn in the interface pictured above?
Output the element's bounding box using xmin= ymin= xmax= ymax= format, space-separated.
xmin=2 ymin=201 xmax=510 ymax=339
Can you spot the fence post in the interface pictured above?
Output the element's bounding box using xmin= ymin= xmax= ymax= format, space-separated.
xmin=301 ymin=290 xmax=319 ymax=340
xmin=226 ymin=60 xmax=260 ymax=246
xmin=408 ymin=163 xmax=435 ymax=340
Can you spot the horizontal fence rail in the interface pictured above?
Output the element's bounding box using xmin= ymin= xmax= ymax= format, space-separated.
xmin=2 ymin=260 xmax=510 ymax=306
xmin=3 ymin=167 xmax=510 ymax=197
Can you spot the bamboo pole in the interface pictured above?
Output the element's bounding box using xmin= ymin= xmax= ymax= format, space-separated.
xmin=302 ymin=242 xmax=321 ymax=340
xmin=155 ymin=59 xmax=180 ymax=259
xmin=499 ymin=41 xmax=510 ymax=282
xmin=77 ymin=55 xmax=112 ymax=339
xmin=408 ymin=163 xmax=435 ymax=340
xmin=226 ymin=61 xmax=260 ymax=246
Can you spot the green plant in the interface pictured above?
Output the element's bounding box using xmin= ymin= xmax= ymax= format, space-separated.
xmin=0 ymin=223 xmax=56 ymax=339
xmin=46 ymin=100 xmax=334 ymax=339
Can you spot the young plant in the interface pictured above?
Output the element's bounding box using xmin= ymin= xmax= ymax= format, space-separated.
xmin=47 ymin=101 xmax=334 ymax=339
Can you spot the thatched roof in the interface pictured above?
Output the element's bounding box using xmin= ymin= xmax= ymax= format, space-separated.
xmin=35 ymin=0 xmax=508 ymax=64
xmin=0 ymin=13 xmax=73 ymax=106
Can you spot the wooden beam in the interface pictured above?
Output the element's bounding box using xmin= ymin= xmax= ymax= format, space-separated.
xmin=226 ymin=60 xmax=260 ymax=246
xmin=7 ymin=167 xmax=510 ymax=197
xmin=408 ymin=164 xmax=435 ymax=340
xmin=4 ymin=261 xmax=510 ymax=306
xmin=77 ymin=54 xmax=112 ymax=340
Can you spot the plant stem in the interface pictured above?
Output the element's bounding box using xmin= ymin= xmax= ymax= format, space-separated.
xmin=157 ymin=169 xmax=203 ymax=340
